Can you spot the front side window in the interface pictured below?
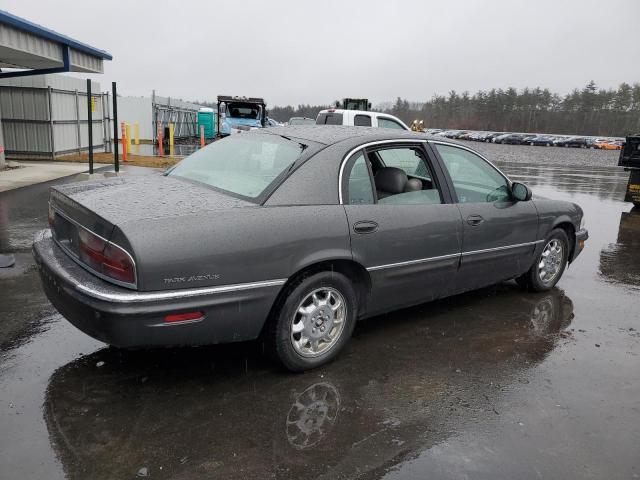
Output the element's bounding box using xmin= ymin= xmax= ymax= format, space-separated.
xmin=354 ymin=114 xmax=372 ymax=127
xmin=372 ymin=147 xmax=442 ymax=205
xmin=434 ymin=144 xmax=510 ymax=203
xmin=377 ymin=117 xmax=405 ymax=130
xmin=346 ymin=152 xmax=374 ymax=205
xmin=168 ymin=134 xmax=303 ymax=199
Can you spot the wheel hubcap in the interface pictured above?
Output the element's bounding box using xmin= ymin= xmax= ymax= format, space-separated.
xmin=538 ymin=239 xmax=564 ymax=284
xmin=291 ymin=287 xmax=346 ymax=358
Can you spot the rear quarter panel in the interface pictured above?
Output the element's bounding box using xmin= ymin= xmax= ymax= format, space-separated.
xmin=120 ymin=206 xmax=352 ymax=291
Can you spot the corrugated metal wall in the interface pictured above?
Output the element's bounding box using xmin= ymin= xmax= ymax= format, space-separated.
xmin=114 ymin=95 xmax=203 ymax=141
xmin=0 ymin=74 xmax=109 ymax=159
xmin=115 ymin=97 xmax=153 ymax=140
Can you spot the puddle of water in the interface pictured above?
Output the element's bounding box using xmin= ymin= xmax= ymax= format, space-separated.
xmin=0 ymin=162 xmax=639 ymax=479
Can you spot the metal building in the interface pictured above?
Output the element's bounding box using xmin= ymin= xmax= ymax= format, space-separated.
xmin=0 ymin=74 xmax=110 ymax=159
xmin=0 ymin=9 xmax=112 ymax=167
xmin=116 ymin=93 xmax=204 ymax=142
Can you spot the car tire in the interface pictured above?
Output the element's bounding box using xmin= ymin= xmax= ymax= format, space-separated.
xmin=266 ymin=271 xmax=357 ymax=372
xmin=516 ymin=228 xmax=570 ymax=292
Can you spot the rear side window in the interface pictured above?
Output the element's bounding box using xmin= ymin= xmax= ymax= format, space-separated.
xmin=354 ymin=114 xmax=372 ymax=127
xmin=377 ymin=148 xmax=432 ymax=180
xmin=377 ymin=117 xmax=405 ymax=130
xmin=346 ymin=152 xmax=374 ymax=205
xmin=373 ymin=147 xmax=442 ymax=205
xmin=316 ymin=113 xmax=344 ymax=125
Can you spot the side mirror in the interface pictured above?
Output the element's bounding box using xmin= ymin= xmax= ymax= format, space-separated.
xmin=511 ymin=182 xmax=532 ymax=201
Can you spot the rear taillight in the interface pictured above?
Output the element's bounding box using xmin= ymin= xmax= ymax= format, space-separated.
xmin=78 ymin=229 xmax=136 ymax=285
xmin=102 ymin=243 xmax=136 ymax=284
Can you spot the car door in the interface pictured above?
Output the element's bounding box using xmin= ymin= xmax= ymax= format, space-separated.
xmin=431 ymin=142 xmax=539 ymax=292
xmin=342 ymin=142 xmax=463 ymax=315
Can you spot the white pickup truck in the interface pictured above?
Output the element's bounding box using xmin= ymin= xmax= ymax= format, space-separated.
xmin=316 ymin=108 xmax=410 ymax=130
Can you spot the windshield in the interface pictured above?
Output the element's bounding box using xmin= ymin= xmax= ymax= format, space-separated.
xmin=226 ymin=102 xmax=261 ymax=119
xmin=168 ymin=134 xmax=304 ymax=199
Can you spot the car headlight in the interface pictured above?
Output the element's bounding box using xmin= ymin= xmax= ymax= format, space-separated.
xmin=579 ymin=216 xmax=586 ymax=230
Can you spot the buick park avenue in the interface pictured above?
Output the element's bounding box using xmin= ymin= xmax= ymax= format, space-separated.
xmin=33 ymin=126 xmax=588 ymax=371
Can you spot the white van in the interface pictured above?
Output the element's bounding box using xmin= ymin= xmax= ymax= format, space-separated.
xmin=316 ymin=109 xmax=410 ymax=131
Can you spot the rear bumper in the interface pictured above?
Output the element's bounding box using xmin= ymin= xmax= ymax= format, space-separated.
xmin=571 ymin=228 xmax=588 ymax=263
xmin=32 ymin=229 xmax=284 ymax=348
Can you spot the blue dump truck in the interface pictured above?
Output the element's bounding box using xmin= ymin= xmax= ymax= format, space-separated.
xmin=217 ymin=95 xmax=267 ymax=137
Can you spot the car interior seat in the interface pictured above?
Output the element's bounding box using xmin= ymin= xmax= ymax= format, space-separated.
xmin=405 ymin=178 xmax=423 ymax=192
xmin=374 ymin=167 xmax=408 ymax=199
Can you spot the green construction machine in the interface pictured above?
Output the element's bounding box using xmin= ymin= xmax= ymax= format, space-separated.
xmin=335 ymin=98 xmax=371 ymax=111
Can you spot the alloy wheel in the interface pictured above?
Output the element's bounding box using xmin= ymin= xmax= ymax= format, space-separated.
xmin=538 ymin=239 xmax=564 ymax=285
xmin=290 ymin=287 xmax=347 ymax=358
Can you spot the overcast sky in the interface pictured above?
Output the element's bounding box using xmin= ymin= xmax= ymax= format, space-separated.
xmin=4 ymin=0 xmax=639 ymax=106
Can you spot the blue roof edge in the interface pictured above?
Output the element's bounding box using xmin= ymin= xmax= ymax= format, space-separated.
xmin=0 ymin=9 xmax=112 ymax=61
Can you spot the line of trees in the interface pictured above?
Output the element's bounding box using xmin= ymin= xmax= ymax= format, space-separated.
xmin=267 ymin=81 xmax=640 ymax=137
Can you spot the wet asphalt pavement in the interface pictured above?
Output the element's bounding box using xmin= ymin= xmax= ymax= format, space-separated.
xmin=0 ymin=146 xmax=639 ymax=479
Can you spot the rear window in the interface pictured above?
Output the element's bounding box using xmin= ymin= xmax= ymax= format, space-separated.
xmin=316 ymin=112 xmax=344 ymax=125
xmin=168 ymin=134 xmax=304 ymax=200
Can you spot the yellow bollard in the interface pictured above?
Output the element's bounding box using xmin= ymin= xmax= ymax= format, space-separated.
xmin=134 ymin=122 xmax=140 ymax=145
xmin=125 ymin=122 xmax=132 ymax=153
xmin=169 ymin=123 xmax=174 ymax=147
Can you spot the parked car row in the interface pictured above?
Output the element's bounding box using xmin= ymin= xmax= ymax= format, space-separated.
xmin=424 ymin=129 xmax=624 ymax=150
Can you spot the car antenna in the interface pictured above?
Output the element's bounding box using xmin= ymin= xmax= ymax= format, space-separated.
xmin=279 ymin=134 xmax=307 ymax=151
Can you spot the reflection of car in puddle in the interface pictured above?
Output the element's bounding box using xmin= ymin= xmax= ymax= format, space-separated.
xmin=44 ymin=286 xmax=572 ymax=479
xmin=600 ymin=207 xmax=640 ymax=288
xmin=531 ymin=296 xmax=555 ymax=335
xmin=286 ymin=382 xmax=340 ymax=450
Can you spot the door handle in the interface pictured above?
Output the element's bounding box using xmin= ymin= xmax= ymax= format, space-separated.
xmin=353 ymin=220 xmax=379 ymax=234
xmin=466 ymin=214 xmax=485 ymax=226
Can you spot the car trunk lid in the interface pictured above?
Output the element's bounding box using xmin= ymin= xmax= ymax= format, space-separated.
xmin=50 ymin=173 xmax=255 ymax=232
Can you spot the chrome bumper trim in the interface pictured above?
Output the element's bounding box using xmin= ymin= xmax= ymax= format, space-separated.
xmin=34 ymin=229 xmax=287 ymax=304
xmin=73 ymin=278 xmax=288 ymax=304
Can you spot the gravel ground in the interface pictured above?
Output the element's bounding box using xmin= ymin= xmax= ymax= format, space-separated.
xmin=457 ymin=140 xmax=621 ymax=168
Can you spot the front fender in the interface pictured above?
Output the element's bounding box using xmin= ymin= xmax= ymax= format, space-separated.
xmin=533 ymin=199 xmax=581 ymax=241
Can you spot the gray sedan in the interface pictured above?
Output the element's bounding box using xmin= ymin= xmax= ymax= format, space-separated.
xmin=33 ymin=126 xmax=588 ymax=371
